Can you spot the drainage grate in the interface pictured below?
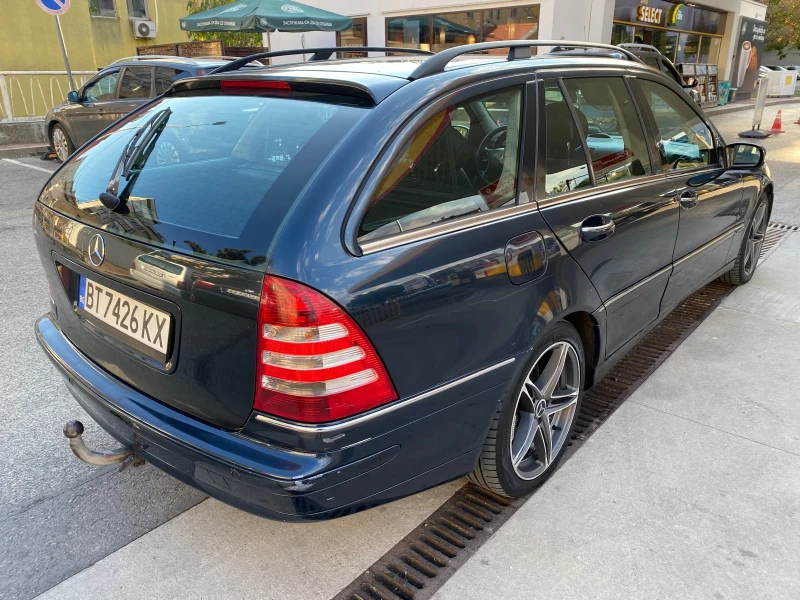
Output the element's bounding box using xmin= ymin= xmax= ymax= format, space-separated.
xmin=760 ymin=222 xmax=795 ymax=263
xmin=333 ymin=281 xmax=735 ymax=600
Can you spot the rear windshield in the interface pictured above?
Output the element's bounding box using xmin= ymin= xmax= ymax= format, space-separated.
xmin=40 ymin=93 xmax=366 ymax=269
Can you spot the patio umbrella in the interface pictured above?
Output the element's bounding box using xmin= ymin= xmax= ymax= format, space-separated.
xmin=179 ymin=0 xmax=353 ymax=35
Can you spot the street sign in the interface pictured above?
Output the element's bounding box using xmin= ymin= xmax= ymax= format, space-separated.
xmin=36 ymin=0 xmax=70 ymax=16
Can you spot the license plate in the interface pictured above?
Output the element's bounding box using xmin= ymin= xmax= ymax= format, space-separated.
xmin=78 ymin=276 xmax=171 ymax=357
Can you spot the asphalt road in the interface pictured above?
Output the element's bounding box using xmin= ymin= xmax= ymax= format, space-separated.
xmin=1 ymin=103 xmax=799 ymax=600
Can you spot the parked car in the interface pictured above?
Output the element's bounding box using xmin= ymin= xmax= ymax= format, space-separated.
xmin=34 ymin=41 xmax=773 ymax=521
xmin=45 ymin=55 xmax=244 ymax=163
xmin=617 ymin=43 xmax=702 ymax=104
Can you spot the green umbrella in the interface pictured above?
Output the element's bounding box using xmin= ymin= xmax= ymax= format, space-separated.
xmin=179 ymin=0 xmax=353 ymax=33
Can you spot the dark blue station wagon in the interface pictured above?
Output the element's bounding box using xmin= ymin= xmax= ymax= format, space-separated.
xmin=34 ymin=42 xmax=773 ymax=521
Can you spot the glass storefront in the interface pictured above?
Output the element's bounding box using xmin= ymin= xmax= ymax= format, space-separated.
xmin=611 ymin=0 xmax=723 ymax=66
xmin=386 ymin=6 xmax=539 ymax=53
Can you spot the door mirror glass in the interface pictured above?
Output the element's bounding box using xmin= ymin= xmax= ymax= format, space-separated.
xmin=728 ymin=143 xmax=765 ymax=168
xmin=67 ymin=91 xmax=80 ymax=103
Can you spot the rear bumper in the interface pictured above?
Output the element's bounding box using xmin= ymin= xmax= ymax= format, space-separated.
xmin=36 ymin=314 xmax=508 ymax=521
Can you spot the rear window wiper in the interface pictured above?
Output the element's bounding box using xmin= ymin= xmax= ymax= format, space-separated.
xmin=100 ymin=107 xmax=172 ymax=211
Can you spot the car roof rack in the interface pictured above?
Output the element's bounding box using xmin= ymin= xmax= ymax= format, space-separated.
xmin=617 ymin=43 xmax=662 ymax=54
xmin=210 ymin=47 xmax=433 ymax=75
xmin=110 ymin=55 xmax=207 ymax=66
xmin=407 ymin=40 xmax=642 ymax=80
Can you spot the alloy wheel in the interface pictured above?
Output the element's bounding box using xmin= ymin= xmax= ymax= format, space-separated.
xmin=743 ymin=202 xmax=768 ymax=277
xmin=52 ymin=127 xmax=69 ymax=162
xmin=510 ymin=341 xmax=580 ymax=481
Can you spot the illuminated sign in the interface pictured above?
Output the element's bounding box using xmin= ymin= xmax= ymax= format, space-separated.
xmin=636 ymin=5 xmax=663 ymax=25
xmin=667 ymin=4 xmax=685 ymax=26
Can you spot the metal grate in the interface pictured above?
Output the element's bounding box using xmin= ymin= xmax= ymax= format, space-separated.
xmin=760 ymin=222 xmax=795 ymax=263
xmin=333 ymin=281 xmax=735 ymax=600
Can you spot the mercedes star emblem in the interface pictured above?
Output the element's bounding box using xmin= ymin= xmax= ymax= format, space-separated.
xmin=88 ymin=234 xmax=105 ymax=267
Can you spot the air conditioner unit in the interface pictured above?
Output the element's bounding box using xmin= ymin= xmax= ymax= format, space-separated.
xmin=133 ymin=20 xmax=157 ymax=39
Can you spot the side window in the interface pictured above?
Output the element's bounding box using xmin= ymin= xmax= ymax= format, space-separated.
xmin=118 ymin=67 xmax=153 ymax=100
xmin=562 ymin=77 xmax=652 ymax=186
xmin=358 ymin=87 xmax=523 ymax=243
xmin=638 ymin=79 xmax=718 ymax=171
xmin=542 ymin=80 xmax=592 ymax=197
xmin=644 ymin=57 xmax=661 ymax=70
xmin=155 ymin=67 xmax=191 ymax=95
xmin=83 ymin=71 xmax=119 ymax=102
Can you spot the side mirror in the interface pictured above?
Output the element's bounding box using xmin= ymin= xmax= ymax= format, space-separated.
xmin=727 ymin=143 xmax=766 ymax=169
xmin=67 ymin=91 xmax=80 ymax=103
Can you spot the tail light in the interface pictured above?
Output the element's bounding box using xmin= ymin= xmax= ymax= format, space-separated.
xmin=221 ymin=80 xmax=292 ymax=96
xmin=255 ymin=275 xmax=397 ymax=423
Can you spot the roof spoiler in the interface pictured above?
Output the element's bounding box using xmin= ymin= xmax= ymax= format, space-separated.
xmin=210 ymin=47 xmax=433 ymax=75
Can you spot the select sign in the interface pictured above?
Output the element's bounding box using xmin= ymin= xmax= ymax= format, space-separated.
xmin=636 ymin=5 xmax=663 ymax=25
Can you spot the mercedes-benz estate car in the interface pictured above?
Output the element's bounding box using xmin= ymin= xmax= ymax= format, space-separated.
xmin=34 ymin=41 xmax=773 ymax=521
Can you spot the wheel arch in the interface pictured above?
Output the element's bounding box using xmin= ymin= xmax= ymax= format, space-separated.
xmin=561 ymin=310 xmax=602 ymax=388
xmin=763 ymin=181 xmax=774 ymax=221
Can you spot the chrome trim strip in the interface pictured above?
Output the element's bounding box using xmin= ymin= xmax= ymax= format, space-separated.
xmin=673 ymin=224 xmax=742 ymax=267
xmin=253 ymin=357 xmax=517 ymax=434
xmin=605 ymin=264 xmax=672 ymax=308
xmin=536 ymin=173 xmax=666 ymax=210
xmin=360 ymin=203 xmax=539 ymax=255
xmin=664 ymin=166 xmax=723 ymax=181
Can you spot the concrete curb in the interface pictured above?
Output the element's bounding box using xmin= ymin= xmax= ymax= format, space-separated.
xmin=706 ymin=96 xmax=800 ymax=117
xmin=0 ymin=144 xmax=50 ymax=159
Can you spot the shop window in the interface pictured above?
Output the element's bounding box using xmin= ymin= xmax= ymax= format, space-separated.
xmin=432 ymin=12 xmax=480 ymax=52
xmin=638 ymin=80 xmax=718 ymax=171
xmin=89 ymin=0 xmax=117 ymax=17
xmin=481 ymin=7 xmax=540 ymax=53
xmin=650 ymin=30 xmax=679 ymax=62
xmin=386 ymin=15 xmax=432 ymax=51
xmin=127 ymin=0 xmax=148 ymax=19
xmin=562 ymin=77 xmax=652 ymax=186
xmin=118 ymin=67 xmax=153 ymax=100
xmin=337 ymin=18 xmax=368 ymax=58
xmin=676 ymin=33 xmax=701 ymax=64
xmin=386 ymin=7 xmax=539 ymax=53
xmin=359 ymin=87 xmax=523 ymax=242
xmin=541 ymin=80 xmax=592 ymax=197
xmin=698 ymin=36 xmax=722 ymax=65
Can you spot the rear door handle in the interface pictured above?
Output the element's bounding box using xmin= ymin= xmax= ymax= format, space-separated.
xmin=679 ymin=190 xmax=699 ymax=209
xmin=580 ymin=215 xmax=615 ymax=242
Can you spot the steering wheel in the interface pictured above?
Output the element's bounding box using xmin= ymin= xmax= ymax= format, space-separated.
xmin=476 ymin=126 xmax=507 ymax=184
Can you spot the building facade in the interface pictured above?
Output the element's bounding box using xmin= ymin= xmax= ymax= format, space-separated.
xmin=266 ymin=0 xmax=766 ymax=92
xmin=0 ymin=0 xmax=190 ymax=72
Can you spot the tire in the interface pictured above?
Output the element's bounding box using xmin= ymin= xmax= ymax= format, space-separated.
xmin=469 ymin=321 xmax=585 ymax=497
xmin=718 ymin=195 xmax=769 ymax=286
xmin=50 ymin=123 xmax=74 ymax=163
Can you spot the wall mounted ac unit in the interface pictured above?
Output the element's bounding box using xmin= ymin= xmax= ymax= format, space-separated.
xmin=133 ymin=20 xmax=157 ymax=39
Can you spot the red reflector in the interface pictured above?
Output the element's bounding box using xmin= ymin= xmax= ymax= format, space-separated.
xmin=255 ymin=275 xmax=397 ymax=423
xmin=220 ymin=80 xmax=292 ymax=95
xmin=192 ymin=279 xmax=215 ymax=290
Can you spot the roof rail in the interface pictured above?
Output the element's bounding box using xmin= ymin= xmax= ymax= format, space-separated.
xmin=407 ymin=40 xmax=642 ymax=80
xmin=209 ymin=47 xmax=433 ymax=74
xmin=110 ymin=55 xmax=204 ymax=66
xmin=618 ymin=43 xmax=662 ymax=54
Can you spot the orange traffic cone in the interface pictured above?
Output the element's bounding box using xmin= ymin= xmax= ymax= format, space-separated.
xmin=770 ymin=110 xmax=785 ymax=134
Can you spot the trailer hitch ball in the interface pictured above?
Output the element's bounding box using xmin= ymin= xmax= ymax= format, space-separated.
xmin=62 ymin=419 xmax=140 ymax=469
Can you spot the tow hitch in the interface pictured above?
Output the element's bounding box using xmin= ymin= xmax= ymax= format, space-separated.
xmin=63 ymin=420 xmax=145 ymax=471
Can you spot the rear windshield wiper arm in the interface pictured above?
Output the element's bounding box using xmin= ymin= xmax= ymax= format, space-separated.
xmin=100 ymin=108 xmax=172 ymax=211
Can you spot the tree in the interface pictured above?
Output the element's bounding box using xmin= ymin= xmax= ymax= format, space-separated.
xmin=185 ymin=0 xmax=262 ymax=48
xmin=764 ymin=0 xmax=800 ymax=59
